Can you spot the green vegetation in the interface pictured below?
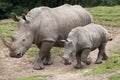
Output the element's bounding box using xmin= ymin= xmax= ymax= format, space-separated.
xmin=27 ymin=45 xmax=39 ymax=57
xmin=114 ymin=46 xmax=120 ymax=55
xmin=109 ymin=74 xmax=120 ymax=80
xmin=85 ymin=47 xmax=120 ymax=75
xmin=12 ymin=74 xmax=53 ymax=80
xmin=0 ymin=19 xmax=17 ymax=41
xmin=51 ymin=47 xmax=64 ymax=58
xmin=87 ymin=6 xmax=120 ymax=27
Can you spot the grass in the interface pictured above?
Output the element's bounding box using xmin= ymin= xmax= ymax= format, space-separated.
xmin=51 ymin=47 xmax=64 ymax=58
xmin=114 ymin=46 xmax=120 ymax=55
xmin=85 ymin=47 xmax=120 ymax=75
xmin=109 ymin=74 xmax=120 ymax=80
xmin=12 ymin=74 xmax=53 ymax=80
xmin=87 ymin=6 xmax=120 ymax=27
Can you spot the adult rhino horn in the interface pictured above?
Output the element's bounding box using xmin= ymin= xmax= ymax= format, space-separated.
xmin=11 ymin=13 xmax=20 ymax=22
xmin=1 ymin=36 xmax=12 ymax=50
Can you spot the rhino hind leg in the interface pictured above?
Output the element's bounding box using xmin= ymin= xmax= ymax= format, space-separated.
xmin=33 ymin=41 xmax=54 ymax=70
xmin=43 ymin=52 xmax=53 ymax=65
xmin=74 ymin=52 xmax=83 ymax=69
xmin=81 ymin=48 xmax=91 ymax=65
xmin=95 ymin=43 xmax=106 ymax=64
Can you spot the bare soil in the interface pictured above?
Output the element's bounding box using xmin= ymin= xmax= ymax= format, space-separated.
xmin=0 ymin=27 xmax=120 ymax=80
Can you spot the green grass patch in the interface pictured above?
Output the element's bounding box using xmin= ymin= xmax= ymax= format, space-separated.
xmin=87 ymin=6 xmax=120 ymax=27
xmin=51 ymin=47 xmax=64 ymax=58
xmin=109 ymin=74 xmax=120 ymax=80
xmin=12 ymin=74 xmax=53 ymax=80
xmin=96 ymin=21 xmax=120 ymax=27
xmin=85 ymin=55 xmax=120 ymax=75
xmin=0 ymin=26 xmax=16 ymax=41
xmin=85 ymin=47 xmax=120 ymax=75
xmin=27 ymin=45 xmax=39 ymax=57
xmin=0 ymin=19 xmax=14 ymax=24
xmin=114 ymin=46 xmax=120 ymax=55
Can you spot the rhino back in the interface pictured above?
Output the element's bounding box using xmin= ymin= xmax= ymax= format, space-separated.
xmin=25 ymin=4 xmax=93 ymax=46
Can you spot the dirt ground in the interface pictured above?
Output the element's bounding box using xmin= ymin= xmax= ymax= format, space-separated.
xmin=0 ymin=27 xmax=120 ymax=80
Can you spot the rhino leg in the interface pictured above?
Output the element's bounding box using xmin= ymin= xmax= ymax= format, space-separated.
xmin=74 ymin=52 xmax=83 ymax=69
xmin=102 ymin=52 xmax=108 ymax=60
xmin=43 ymin=52 xmax=53 ymax=65
xmin=33 ymin=41 xmax=54 ymax=70
xmin=81 ymin=48 xmax=91 ymax=65
xmin=95 ymin=43 xmax=106 ymax=64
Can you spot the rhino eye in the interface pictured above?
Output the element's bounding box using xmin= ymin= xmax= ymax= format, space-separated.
xmin=22 ymin=39 xmax=26 ymax=41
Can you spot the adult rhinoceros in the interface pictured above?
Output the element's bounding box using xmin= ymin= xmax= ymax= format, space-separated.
xmin=1 ymin=4 xmax=93 ymax=70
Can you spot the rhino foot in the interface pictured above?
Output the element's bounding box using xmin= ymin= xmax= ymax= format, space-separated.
xmin=95 ymin=61 xmax=102 ymax=64
xmin=74 ymin=64 xmax=83 ymax=69
xmin=85 ymin=61 xmax=91 ymax=65
xmin=43 ymin=59 xmax=53 ymax=65
xmin=33 ymin=62 xmax=44 ymax=70
xmin=102 ymin=56 xmax=108 ymax=60
xmin=85 ymin=58 xmax=92 ymax=65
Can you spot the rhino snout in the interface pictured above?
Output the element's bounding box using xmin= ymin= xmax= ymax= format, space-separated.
xmin=63 ymin=55 xmax=72 ymax=65
xmin=10 ymin=52 xmax=24 ymax=58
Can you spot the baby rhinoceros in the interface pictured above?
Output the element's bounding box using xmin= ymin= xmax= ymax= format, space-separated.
xmin=62 ymin=23 xmax=112 ymax=69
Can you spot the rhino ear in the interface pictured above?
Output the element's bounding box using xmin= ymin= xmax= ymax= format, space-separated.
xmin=11 ymin=13 xmax=20 ymax=22
xmin=22 ymin=14 xmax=29 ymax=23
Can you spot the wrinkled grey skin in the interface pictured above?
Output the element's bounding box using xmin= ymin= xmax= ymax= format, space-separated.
xmin=63 ymin=23 xmax=112 ymax=69
xmin=2 ymin=4 xmax=93 ymax=70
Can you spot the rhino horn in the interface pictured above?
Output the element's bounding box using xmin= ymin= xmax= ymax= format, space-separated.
xmin=1 ymin=36 xmax=12 ymax=50
xmin=11 ymin=13 xmax=20 ymax=22
xmin=61 ymin=40 xmax=66 ymax=43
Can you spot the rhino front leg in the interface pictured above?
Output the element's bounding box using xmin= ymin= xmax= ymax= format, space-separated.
xmin=95 ymin=43 xmax=106 ymax=64
xmin=81 ymin=48 xmax=91 ymax=65
xmin=33 ymin=41 xmax=54 ymax=70
xmin=74 ymin=52 xmax=83 ymax=69
xmin=43 ymin=52 xmax=53 ymax=65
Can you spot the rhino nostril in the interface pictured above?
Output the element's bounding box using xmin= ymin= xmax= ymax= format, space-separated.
xmin=16 ymin=52 xmax=21 ymax=57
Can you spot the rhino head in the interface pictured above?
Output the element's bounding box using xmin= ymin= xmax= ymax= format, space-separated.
xmin=1 ymin=13 xmax=34 ymax=58
xmin=61 ymin=39 xmax=76 ymax=65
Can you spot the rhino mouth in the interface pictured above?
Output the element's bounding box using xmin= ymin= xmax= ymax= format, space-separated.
xmin=63 ymin=57 xmax=72 ymax=65
xmin=64 ymin=60 xmax=72 ymax=65
xmin=10 ymin=51 xmax=25 ymax=58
